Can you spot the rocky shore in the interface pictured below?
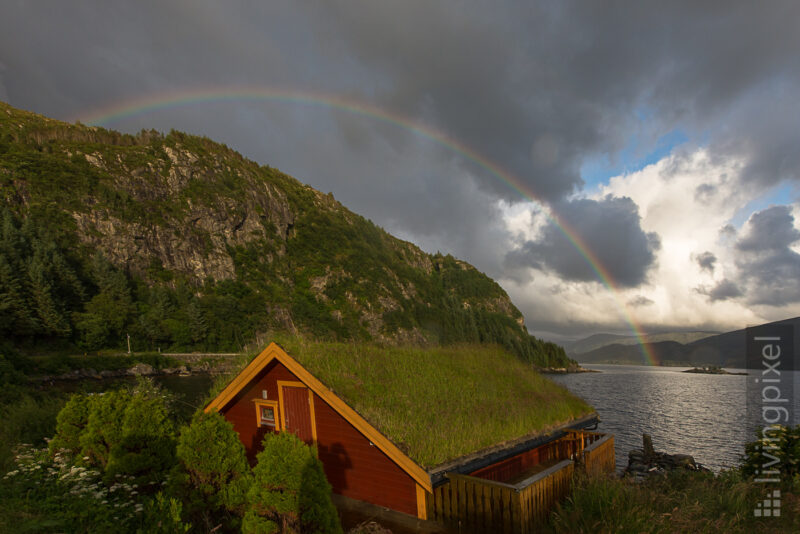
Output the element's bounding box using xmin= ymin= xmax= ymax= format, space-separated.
xmin=538 ymin=365 xmax=599 ymax=374
xmin=30 ymin=361 xmax=234 ymax=383
xmin=624 ymin=434 xmax=709 ymax=482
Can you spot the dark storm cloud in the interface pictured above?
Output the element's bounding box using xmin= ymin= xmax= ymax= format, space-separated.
xmin=3 ymin=1 xmax=799 ymax=207
xmin=0 ymin=63 xmax=8 ymax=103
xmin=2 ymin=1 xmax=800 ymax=334
xmin=733 ymin=205 xmax=800 ymax=306
xmin=736 ymin=206 xmax=800 ymax=252
xmin=506 ymin=196 xmax=660 ymax=287
xmin=695 ymin=251 xmax=717 ymax=273
xmin=696 ymin=279 xmax=742 ymax=302
xmin=300 ymin=1 xmax=800 ymax=197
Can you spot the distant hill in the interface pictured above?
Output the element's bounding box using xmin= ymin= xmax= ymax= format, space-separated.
xmin=0 ymin=102 xmax=571 ymax=367
xmin=574 ymin=317 xmax=800 ymax=368
xmin=567 ymin=331 xmax=718 ymax=355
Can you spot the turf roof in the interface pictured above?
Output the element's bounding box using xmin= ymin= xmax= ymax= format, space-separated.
xmin=276 ymin=340 xmax=594 ymax=468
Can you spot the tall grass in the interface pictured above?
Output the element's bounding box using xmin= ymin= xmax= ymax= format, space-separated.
xmin=0 ymin=390 xmax=66 ymax=473
xmin=548 ymin=471 xmax=800 ymax=533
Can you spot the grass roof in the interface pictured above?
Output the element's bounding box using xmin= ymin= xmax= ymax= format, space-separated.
xmin=274 ymin=339 xmax=594 ymax=468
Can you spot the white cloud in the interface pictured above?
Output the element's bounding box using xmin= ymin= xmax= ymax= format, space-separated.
xmin=499 ymin=149 xmax=795 ymax=337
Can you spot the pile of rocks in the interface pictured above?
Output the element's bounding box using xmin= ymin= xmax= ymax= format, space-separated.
xmin=33 ymin=363 xmax=198 ymax=382
xmin=624 ymin=434 xmax=709 ymax=482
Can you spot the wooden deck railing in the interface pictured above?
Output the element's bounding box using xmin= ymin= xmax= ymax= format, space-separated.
xmin=582 ymin=434 xmax=615 ymax=477
xmin=516 ymin=459 xmax=574 ymax=529
xmin=426 ymin=430 xmax=613 ymax=533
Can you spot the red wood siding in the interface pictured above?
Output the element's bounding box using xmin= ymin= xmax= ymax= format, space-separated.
xmin=220 ymin=360 xmax=418 ymax=517
xmin=469 ymin=439 xmax=570 ymax=483
xmin=313 ymin=394 xmax=418 ymax=516
xmin=221 ymin=360 xmax=294 ymax=461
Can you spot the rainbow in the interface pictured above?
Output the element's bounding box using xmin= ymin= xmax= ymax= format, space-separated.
xmin=75 ymin=87 xmax=659 ymax=365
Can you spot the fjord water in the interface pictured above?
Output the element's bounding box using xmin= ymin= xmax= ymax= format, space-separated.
xmin=550 ymin=364 xmax=800 ymax=473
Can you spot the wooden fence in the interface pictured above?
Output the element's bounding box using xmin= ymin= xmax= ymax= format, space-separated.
xmin=428 ymin=460 xmax=574 ymax=534
xmin=426 ymin=430 xmax=614 ymax=533
xmin=582 ymin=434 xmax=615 ymax=477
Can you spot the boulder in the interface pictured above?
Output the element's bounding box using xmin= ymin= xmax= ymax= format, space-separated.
xmin=127 ymin=363 xmax=156 ymax=376
xmin=624 ymin=434 xmax=708 ymax=481
xmin=669 ymin=454 xmax=697 ymax=468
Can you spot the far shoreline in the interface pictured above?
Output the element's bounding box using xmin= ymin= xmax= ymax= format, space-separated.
xmin=570 ymin=361 xmax=755 ymax=375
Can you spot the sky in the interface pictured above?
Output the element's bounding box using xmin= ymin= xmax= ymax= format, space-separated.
xmin=2 ymin=1 xmax=800 ymax=342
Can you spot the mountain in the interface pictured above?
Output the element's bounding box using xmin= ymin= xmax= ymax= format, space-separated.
xmin=574 ymin=317 xmax=800 ymax=367
xmin=567 ymin=331 xmax=718 ymax=356
xmin=0 ymin=102 xmax=570 ymax=367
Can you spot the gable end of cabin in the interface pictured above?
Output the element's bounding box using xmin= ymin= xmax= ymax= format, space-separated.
xmin=205 ymin=343 xmax=428 ymax=518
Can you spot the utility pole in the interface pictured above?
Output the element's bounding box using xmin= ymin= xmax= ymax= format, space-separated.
xmin=127 ymin=333 xmax=131 ymax=354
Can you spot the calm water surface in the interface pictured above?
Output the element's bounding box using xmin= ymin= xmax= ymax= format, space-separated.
xmin=550 ymin=364 xmax=800 ymax=473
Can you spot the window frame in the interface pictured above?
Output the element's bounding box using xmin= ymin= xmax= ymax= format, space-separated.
xmin=253 ymin=399 xmax=281 ymax=429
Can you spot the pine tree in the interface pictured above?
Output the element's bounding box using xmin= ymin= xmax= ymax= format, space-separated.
xmin=243 ymin=432 xmax=342 ymax=534
xmin=187 ymin=300 xmax=208 ymax=347
xmin=75 ymin=255 xmax=134 ymax=349
xmin=0 ymin=254 xmax=38 ymax=338
xmin=27 ymin=255 xmax=71 ymax=337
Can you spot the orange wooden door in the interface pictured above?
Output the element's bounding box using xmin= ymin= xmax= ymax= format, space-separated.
xmin=281 ymin=384 xmax=315 ymax=443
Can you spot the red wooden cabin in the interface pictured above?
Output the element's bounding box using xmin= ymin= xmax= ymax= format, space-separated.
xmin=205 ymin=343 xmax=601 ymax=521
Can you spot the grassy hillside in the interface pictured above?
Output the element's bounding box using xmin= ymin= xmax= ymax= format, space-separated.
xmin=0 ymin=102 xmax=572 ymax=368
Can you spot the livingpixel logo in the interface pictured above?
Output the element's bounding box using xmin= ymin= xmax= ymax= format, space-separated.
xmin=754 ymin=489 xmax=781 ymax=518
xmin=746 ymin=324 xmax=795 ymax=519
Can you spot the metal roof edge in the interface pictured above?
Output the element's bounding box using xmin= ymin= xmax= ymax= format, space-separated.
xmin=426 ymin=413 xmax=600 ymax=486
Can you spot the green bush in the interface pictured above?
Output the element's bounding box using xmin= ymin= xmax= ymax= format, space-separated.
xmin=78 ymin=389 xmax=127 ymax=467
xmin=243 ymin=432 xmax=341 ymax=534
xmin=742 ymin=424 xmax=800 ymax=490
xmin=48 ymin=392 xmax=91 ymax=456
xmin=104 ymin=389 xmax=176 ymax=489
xmin=136 ymin=492 xmax=192 ymax=534
xmin=48 ymin=381 xmax=177 ymax=489
xmin=174 ymin=411 xmax=251 ymax=530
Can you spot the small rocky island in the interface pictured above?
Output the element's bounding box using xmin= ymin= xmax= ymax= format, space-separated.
xmin=682 ymin=365 xmax=747 ymax=375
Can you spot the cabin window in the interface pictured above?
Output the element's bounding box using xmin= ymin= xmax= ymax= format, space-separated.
xmin=253 ymin=400 xmax=280 ymax=429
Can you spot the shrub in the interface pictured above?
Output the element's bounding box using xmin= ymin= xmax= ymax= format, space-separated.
xmin=136 ymin=492 xmax=192 ymax=534
xmin=49 ymin=381 xmax=177 ymax=489
xmin=78 ymin=389 xmax=128 ymax=468
xmin=742 ymin=424 xmax=800 ymax=490
xmin=243 ymin=432 xmax=341 ymax=534
xmin=174 ymin=411 xmax=251 ymax=530
xmin=48 ymin=392 xmax=91 ymax=456
xmin=104 ymin=390 xmax=176 ymax=489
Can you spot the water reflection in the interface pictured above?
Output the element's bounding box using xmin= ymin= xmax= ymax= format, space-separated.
xmin=551 ymin=365 xmax=800 ymax=473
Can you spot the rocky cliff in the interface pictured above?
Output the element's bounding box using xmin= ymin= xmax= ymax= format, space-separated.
xmin=0 ymin=102 xmax=570 ymax=366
